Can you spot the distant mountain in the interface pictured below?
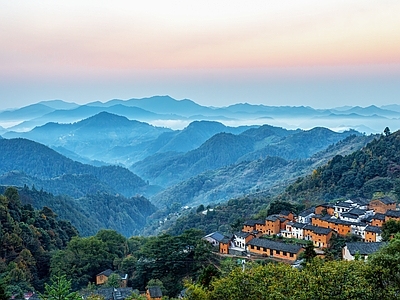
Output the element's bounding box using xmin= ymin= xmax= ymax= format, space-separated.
xmin=132 ymin=125 xmax=360 ymax=187
xmin=0 ymin=103 xmax=55 ymax=120
xmin=381 ymin=104 xmax=400 ymax=113
xmin=151 ymin=134 xmax=375 ymax=208
xmin=38 ymin=99 xmax=80 ymax=110
xmin=0 ymin=138 xmax=149 ymax=197
xmin=4 ymin=112 xmax=172 ymax=164
xmin=335 ymin=105 xmax=400 ymax=117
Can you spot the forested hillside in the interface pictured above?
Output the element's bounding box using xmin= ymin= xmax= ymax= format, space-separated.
xmin=279 ymin=129 xmax=400 ymax=203
xmin=0 ymin=187 xmax=78 ymax=295
xmin=132 ymin=126 xmax=360 ymax=187
xmin=0 ymin=186 xmax=157 ymax=237
xmin=0 ymin=138 xmax=149 ymax=197
xmin=151 ymin=134 xmax=375 ymax=208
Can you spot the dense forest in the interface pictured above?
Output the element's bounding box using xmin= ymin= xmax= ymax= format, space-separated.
xmin=279 ymin=129 xmax=400 ymax=203
xmin=0 ymin=187 xmax=78 ymax=296
xmin=0 ymin=186 xmax=157 ymax=237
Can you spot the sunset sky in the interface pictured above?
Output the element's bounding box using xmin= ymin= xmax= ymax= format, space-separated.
xmin=1 ymin=0 xmax=400 ymax=108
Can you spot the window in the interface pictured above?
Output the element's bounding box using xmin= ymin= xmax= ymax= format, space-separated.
xmin=283 ymin=251 xmax=287 ymax=256
xmin=276 ymin=250 xmax=280 ymax=255
xmin=290 ymin=253 xmax=294 ymax=257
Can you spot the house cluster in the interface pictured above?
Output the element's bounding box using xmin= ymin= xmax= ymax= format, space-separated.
xmin=203 ymin=196 xmax=398 ymax=262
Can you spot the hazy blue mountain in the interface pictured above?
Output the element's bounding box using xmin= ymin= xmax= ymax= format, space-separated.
xmin=225 ymin=103 xmax=330 ymax=117
xmin=151 ymin=133 xmax=376 ymax=208
xmin=4 ymin=112 xmax=172 ymax=163
xmin=381 ymin=104 xmax=400 ymax=113
xmin=0 ymin=103 xmax=55 ymax=120
xmin=132 ymin=125 xmax=361 ymax=188
xmin=38 ymin=99 xmax=80 ymax=110
xmin=335 ymin=105 xmax=400 ymax=117
xmin=0 ymin=138 xmax=149 ymax=197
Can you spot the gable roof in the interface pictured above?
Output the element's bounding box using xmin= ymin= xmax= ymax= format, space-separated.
xmin=365 ymin=225 xmax=382 ymax=234
xmin=348 ymin=208 xmax=366 ymax=216
xmin=97 ymin=269 xmax=114 ymax=277
xmin=341 ymin=212 xmax=360 ymax=220
xmin=303 ymin=224 xmax=332 ymax=235
xmin=148 ymin=286 xmax=163 ymax=298
xmin=371 ymin=196 xmax=396 ymax=205
xmin=265 ymin=215 xmax=280 ymax=222
xmin=243 ymin=219 xmax=264 ymax=226
xmin=235 ymin=232 xmax=251 ymax=239
xmin=386 ymin=210 xmax=400 ymax=218
xmin=204 ymin=232 xmax=225 ymax=242
xmin=248 ymin=238 xmax=303 ymax=254
xmin=334 ymin=201 xmax=353 ymax=208
xmin=372 ymin=213 xmax=386 ymax=220
xmin=279 ymin=210 xmax=292 ymax=216
xmin=345 ymin=242 xmax=387 ymax=255
xmin=298 ymin=207 xmax=315 ymax=217
xmin=291 ymin=222 xmax=307 ymax=229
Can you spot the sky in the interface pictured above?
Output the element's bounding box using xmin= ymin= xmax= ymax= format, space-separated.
xmin=1 ymin=0 xmax=400 ymax=109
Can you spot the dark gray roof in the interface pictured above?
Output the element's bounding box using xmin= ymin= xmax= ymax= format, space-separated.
xmin=235 ymin=232 xmax=251 ymax=238
xmin=220 ymin=237 xmax=232 ymax=244
xmin=204 ymin=232 xmax=225 ymax=242
xmin=82 ymin=288 xmax=134 ymax=300
xmin=335 ymin=201 xmax=353 ymax=208
xmin=265 ymin=215 xmax=280 ymax=221
xmin=386 ymin=210 xmax=400 ymax=218
xmin=372 ymin=196 xmax=396 ymax=205
xmin=148 ymin=286 xmax=163 ymax=298
xmin=248 ymin=238 xmax=303 ymax=254
xmin=348 ymin=208 xmax=366 ymax=216
xmin=304 ymin=224 xmax=332 ymax=235
xmin=341 ymin=213 xmax=360 ymax=220
xmin=327 ymin=217 xmax=353 ymax=226
xmin=350 ymin=197 xmax=369 ymax=206
xmin=372 ymin=213 xmax=386 ymax=220
xmin=345 ymin=242 xmax=387 ymax=255
xmin=279 ymin=210 xmax=292 ymax=216
xmin=97 ymin=269 xmax=114 ymax=277
xmin=291 ymin=222 xmax=307 ymax=229
xmin=365 ymin=226 xmax=382 ymax=233
xmin=243 ymin=219 xmax=264 ymax=226
xmin=299 ymin=207 xmax=315 ymax=217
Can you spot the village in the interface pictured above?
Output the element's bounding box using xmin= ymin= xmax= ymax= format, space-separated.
xmin=203 ymin=196 xmax=399 ymax=262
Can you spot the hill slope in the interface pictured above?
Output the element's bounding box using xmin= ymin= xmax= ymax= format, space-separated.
xmin=0 ymin=138 xmax=148 ymax=197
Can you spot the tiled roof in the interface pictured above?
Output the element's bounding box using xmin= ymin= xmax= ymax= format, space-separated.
xmin=365 ymin=225 xmax=382 ymax=233
xmin=372 ymin=196 xmax=396 ymax=205
xmin=334 ymin=201 xmax=353 ymax=208
xmin=248 ymin=238 xmax=303 ymax=254
xmin=266 ymin=215 xmax=280 ymax=222
xmin=279 ymin=210 xmax=291 ymax=216
xmin=341 ymin=213 xmax=360 ymax=220
xmin=386 ymin=210 xmax=400 ymax=218
xmin=372 ymin=213 xmax=386 ymax=220
xmin=97 ymin=269 xmax=113 ymax=277
xmin=304 ymin=224 xmax=332 ymax=235
xmin=316 ymin=203 xmax=334 ymax=208
xmin=299 ymin=207 xmax=315 ymax=217
xmin=291 ymin=222 xmax=307 ymax=229
xmin=327 ymin=217 xmax=353 ymax=226
xmin=148 ymin=286 xmax=163 ymax=298
xmin=348 ymin=208 xmax=366 ymax=216
xmin=350 ymin=197 xmax=369 ymax=206
xmin=235 ymin=232 xmax=251 ymax=239
xmin=243 ymin=220 xmax=264 ymax=226
xmin=345 ymin=242 xmax=387 ymax=255
xmin=204 ymin=232 xmax=225 ymax=242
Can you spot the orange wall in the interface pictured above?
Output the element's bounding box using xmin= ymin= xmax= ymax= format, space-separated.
xmin=265 ymin=220 xmax=280 ymax=235
xmin=242 ymin=225 xmax=254 ymax=233
xmin=365 ymin=231 xmax=377 ymax=242
xmin=96 ymin=275 xmax=107 ymax=285
xmin=247 ymin=245 xmax=302 ymax=262
xmin=219 ymin=242 xmax=229 ymax=254
xmin=371 ymin=219 xmax=384 ymax=227
xmin=369 ymin=200 xmax=395 ymax=214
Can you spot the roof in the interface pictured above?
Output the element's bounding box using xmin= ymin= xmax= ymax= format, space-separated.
xmin=265 ymin=215 xmax=280 ymax=222
xmin=304 ymin=224 xmax=332 ymax=235
xmin=341 ymin=213 xmax=360 ymax=220
xmin=97 ymin=269 xmax=113 ymax=277
xmin=372 ymin=213 xmax=386 ymax=220
xmin=316 ymin=203 xmax=334 ymax=209
xmin=204 ymin=232 xmax=225 ymax=242
xmin=345 ymin=242 xmax=387 ymax=256
xmin=350 ymin=197 xmax=369 ymax=206
xmin=291 ymin=222 xmax=307 ymax=229
xmin=371 ymin=196 xmax=396 ymax=205
xmin=386 ymin=210 xmax=400 ymax=218
xmin=220 ymin=237 xmax=232 ymax=244
xmin=348 ymin=208 xmax=366 ymax=216
xmin=248 ymin=238 xmax=303 ymax=254
xmin=365 ymin=225 xmax=382 ymax=233
xmin=82 ymin=288 xmax=134 ymax=300
xmin=235 ymin=232 xmax=251 ymax=239
xmin=327 ymin=217 xmax=353 ymax=226
xmin=334 ymin=201 xmax=353 ymax=208
xmin=243 ymin=219 xmax=264 ymax=226
xmin=279 ymin=210 xmax=292 ymax=216
xmin=148 ymin=286 xmax=163 ymax=298
xmin=298 ymin=207 xmax=315 ymax=217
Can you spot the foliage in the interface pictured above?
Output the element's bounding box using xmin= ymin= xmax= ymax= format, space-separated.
xmin=381 ymin=219 xmax=400 ymax=241
xmin=39 ymin=274 xmax=81 ymax=300
xmin=0 ymin=187 xmax=77 ymax=293
xmin=280 ymin=131 xmax=400 ymax=203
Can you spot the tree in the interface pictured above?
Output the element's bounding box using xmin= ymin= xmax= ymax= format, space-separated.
xmin=0 ymin=279 xmax=8 ymax=300
xmin=105 ymin=273 xmax=121 ymax=288
xmin=384 ymin=127 xmax=391 ymax=136
xmin=381 ymin=219 xmax=400 ymax=241
xmin=302 ymin=241 xmax=317 ymax=264
xmin=39 ymin=274 xmax=81 ymax=300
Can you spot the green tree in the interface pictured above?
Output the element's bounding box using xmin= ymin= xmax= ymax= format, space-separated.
xmin=381 ymin=219 xmax=400 ymax=241
xmin=384 ymin=127 xmax=391 ymax=136
xmin=302 ymin=241 xmax=317 ymax=264
xmin=105 ymin=273 xmax=121 ymax=288
xmin=39 ymin=274 xmax=81 ymax=300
